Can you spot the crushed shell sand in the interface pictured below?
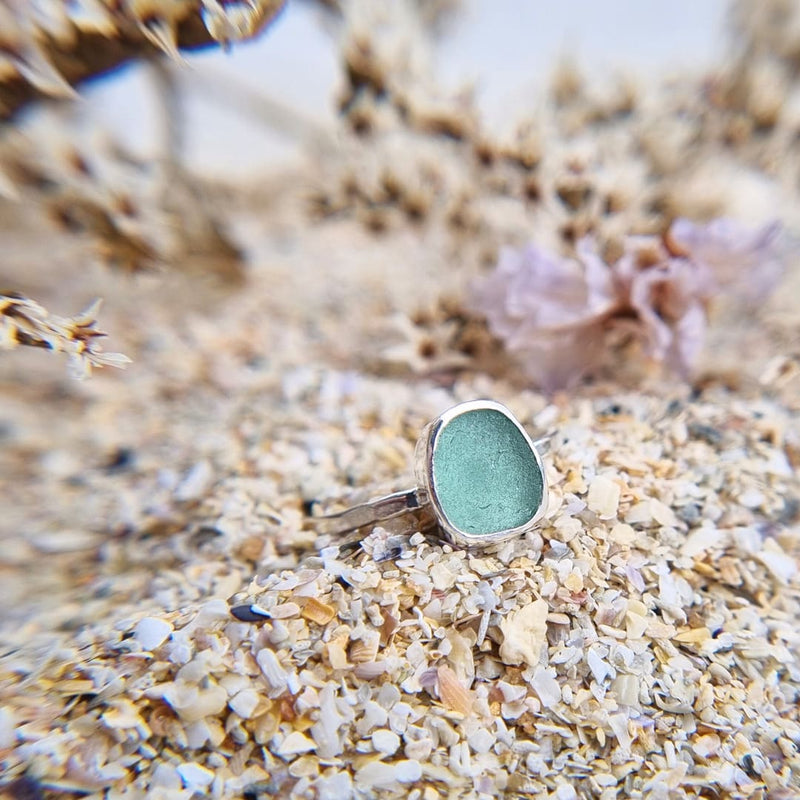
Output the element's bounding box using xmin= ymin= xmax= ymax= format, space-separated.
xmin=1 ymin=377 xmax=799 ymax=799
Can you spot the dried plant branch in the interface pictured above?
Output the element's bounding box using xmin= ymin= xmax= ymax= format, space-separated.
xmin=0 ymin=293 xmax=131 ymax=379
xmin=51 ymin=191 xmax=160 ymax=275
xmin=147 ymin=60 xmax=246 ymax=283
xmin=0 ymin=0 xmax=287 ymax=121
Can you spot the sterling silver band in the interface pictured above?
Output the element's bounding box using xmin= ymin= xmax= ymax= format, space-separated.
xmin=313 ymin=488 xmax=428 ymax=536
xmin=312 ymin=433 xmax=552 ymax=539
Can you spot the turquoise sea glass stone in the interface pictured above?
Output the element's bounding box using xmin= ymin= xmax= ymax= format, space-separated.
xmin=431 ymin=408 xmax=543 ymax=536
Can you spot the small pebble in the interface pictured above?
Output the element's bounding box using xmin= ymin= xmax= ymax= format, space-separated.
xmin=587 ymin=475 xmax=620 ymax=519
xmin=467 ymin=727 xmax=494 ymax=754
xmin=692 ymin=733 xmax=722 ymax=759
xmin=394 ymin=759 xmax=422 ymax=784
xmin=555 ymin=784 xmax=578 ymax=800
xmin=678 ymin=502 xmax=702 ymax=524
xmin=314 ymin=771 xmax=353 ymax=800
xmin=355 ymin=761 xmax=398 ymax=789
xmin=151 ymin=763 xmax=182 ymax=791
xmin=372 ymin=728 xmax=400 ymax=755
xmin=738 ymin=488 xmax=765 ymax=509
xmin=177 ymin=762 xmax=215 ymax=789
xmin=230 ymin=603 xmax=270 ymax=622
xmin=688 ymin=423 xmax=722 ymax=445
xmin=229 ymin=688 xmax=260 ymax=719
xmin=0 ymin=708 xmax=16 ymax=748
xmin=133 ymin=617 xmax=172 ymax=651
xmin=277 ymin=731 xmax=316 ymax=757
xmin=587 ymin=648 xmax=613 ymax=684
xmin=175 ymin=460 xmax=213 ymax=502
xmin=531 ymin=666 xmax=561 ymax=709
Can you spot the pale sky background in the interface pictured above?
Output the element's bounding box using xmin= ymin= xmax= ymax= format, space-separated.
xmin=63 ymin=0 xmax=729 ymax=179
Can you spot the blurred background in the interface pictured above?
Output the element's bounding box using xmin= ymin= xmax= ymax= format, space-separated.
xmin=1 ymin=0 xmax=798 ymax=611
xmin=74 ymin=1 xmax=729 ymax=178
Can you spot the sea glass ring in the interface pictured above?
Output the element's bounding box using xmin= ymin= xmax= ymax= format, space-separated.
xmin=314 ymin=400 xmax=549 ymax=548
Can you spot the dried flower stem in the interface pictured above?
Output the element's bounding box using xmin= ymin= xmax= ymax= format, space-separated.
xmin=0 ymin=0 xmax=286 ymax=121
xmin=0 ymin=293 xmax=130 ymax=379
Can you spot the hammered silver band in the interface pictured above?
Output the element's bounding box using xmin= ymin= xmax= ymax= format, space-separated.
xmin=313 ymin=488 xmax=429 ymax=536
xmin=312 ymin=400 xmax=551 ymax=548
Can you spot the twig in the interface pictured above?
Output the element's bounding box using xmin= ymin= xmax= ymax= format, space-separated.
xmin=0 ymin=293 xmax=131 ymax=379
xmin=0 ymin=0 xmax=287 ymax=120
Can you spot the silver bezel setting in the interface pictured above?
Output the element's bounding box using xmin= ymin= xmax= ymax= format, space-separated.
xmin=415 ymin=399 xmax=549 ymax=548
